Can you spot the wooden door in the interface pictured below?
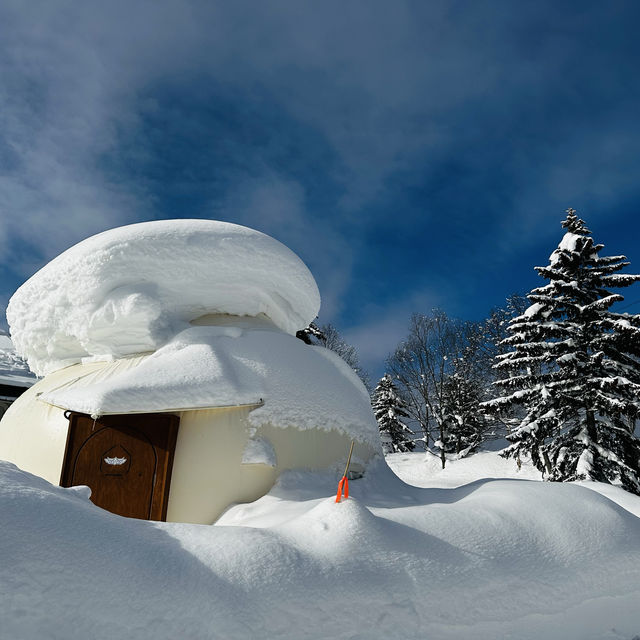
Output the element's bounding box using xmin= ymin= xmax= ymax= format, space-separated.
xmin=60 ymin=413 xmax=179 ymax=521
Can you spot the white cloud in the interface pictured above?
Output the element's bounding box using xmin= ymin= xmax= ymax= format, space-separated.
xmin=1 ymin=0 xmax=639 ymax=364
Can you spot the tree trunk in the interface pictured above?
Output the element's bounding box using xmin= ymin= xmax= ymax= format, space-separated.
xmin=421 ymin=422 xmax=430 ymax=451
xmin=585 ymin=408 xmax=597 ymax=443
xmin=440 ymin=423 xmax=446 ymax=469
xmin=541 ymin=448 xmax=552 ymax=477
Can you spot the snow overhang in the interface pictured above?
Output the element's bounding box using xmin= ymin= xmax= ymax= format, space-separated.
xmin=38 ymin=326 xmax=380 ymax=447
xmin=8 ymin=219 xmax=321 ymax=377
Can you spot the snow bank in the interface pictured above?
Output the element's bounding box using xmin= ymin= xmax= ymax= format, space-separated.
xmin=40 ymin=324 xmax=379 ymax=447
xmin=2 ymin=457 xmax=640 ymax=640
xmin=0 ymin=462 xmax=250 ymax=639
xmin=385 ymin=450 xmax=542 ymax=488
xmin=7 ymin=220 xmax=320 ymax=376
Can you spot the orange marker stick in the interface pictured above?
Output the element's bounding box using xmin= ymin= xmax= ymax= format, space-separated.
xmin=335 ymin=441 xmax=355 ymax=503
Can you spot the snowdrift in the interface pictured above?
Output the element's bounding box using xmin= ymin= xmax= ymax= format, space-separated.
xmin=2 ymin=456 xmax=640 ymax=640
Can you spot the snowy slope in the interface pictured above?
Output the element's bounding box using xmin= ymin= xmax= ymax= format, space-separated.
xmin=2 ymin=453 xmax=640 ymax=640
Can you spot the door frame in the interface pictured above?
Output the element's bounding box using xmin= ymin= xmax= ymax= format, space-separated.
xmin=60 ymin=412 xmax=179 ymax=521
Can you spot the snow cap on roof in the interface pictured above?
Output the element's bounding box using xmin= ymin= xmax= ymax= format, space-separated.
xmin=7 ymin=220 xmax=320 ymax=376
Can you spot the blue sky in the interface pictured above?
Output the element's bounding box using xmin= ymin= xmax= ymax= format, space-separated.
xmin=1 ymin=1 xmax=640 ymax=379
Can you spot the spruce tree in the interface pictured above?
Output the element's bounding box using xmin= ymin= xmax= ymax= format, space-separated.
xmin=372 ymin=374 xmax=415 ymax=453
xmin=486 ymin=209 xmax=640 ymax=493
xmin=441 ymin=364 xmax=487 ymax=456
xmin=295 ymin=321 xmax=325 ymax=345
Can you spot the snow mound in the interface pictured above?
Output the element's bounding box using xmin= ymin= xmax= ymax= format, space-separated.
xmin=7 ymin=220 xmax=320 ymax=376
xmin=40 ymin=325 xmax=379 ymax=446
xmin=3 ymin=458 xmax=640 ymax=639
xmin=0 ymin=462 xmax=250 ymax=639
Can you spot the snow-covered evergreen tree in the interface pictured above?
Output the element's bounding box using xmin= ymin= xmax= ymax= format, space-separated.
xmin=440 ymin=362 xmax=487 ymax=456
xmin=372 ymin=374 xmax=415 ymax=453
xmin=475 ymin=294 xmax=530 ymax=442
xmin=295 ymin=321 xmax=325 ymax=345
xmin=486 ymin=209 xmax=640 ymax=493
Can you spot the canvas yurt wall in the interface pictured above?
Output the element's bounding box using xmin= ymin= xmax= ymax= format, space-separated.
xmin=0 ymin=362 xmax=374 ymax=524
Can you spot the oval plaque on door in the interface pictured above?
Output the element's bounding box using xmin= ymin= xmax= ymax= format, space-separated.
xmin=100 ymin=445 xmax=131 ymax=476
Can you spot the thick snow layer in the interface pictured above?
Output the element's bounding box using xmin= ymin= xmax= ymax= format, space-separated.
xmin=2 ymin=454 xmax=640 ymax=640
xmin=41 ymin=324 xmax=380 ymax=447
xmin=549 ymin=231 xmax=580 ymax=265
xmin=7 ymin=220 xmax=320 ymax=376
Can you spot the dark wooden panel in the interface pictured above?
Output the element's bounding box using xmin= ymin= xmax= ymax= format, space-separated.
xmin=60 ymin=413 xmax=179 ymax=521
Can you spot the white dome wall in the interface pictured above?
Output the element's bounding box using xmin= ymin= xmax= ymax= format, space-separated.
xmin=167 ymin=408 xmax=373 ymax=524
xmin=0 ymin=362 xmax=377 ymax=524
xmin=0 ymin=370 xmax=82 ymax=485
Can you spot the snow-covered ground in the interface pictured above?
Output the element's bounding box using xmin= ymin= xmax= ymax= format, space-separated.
xmin=385 ymin=449 xmax=543 ymax=488
xmin=2 ymin=451 xmax=640 ymax=640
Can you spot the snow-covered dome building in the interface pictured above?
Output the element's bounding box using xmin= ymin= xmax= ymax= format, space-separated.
xmin=0 ymin=220 xmax=379 ymax=524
